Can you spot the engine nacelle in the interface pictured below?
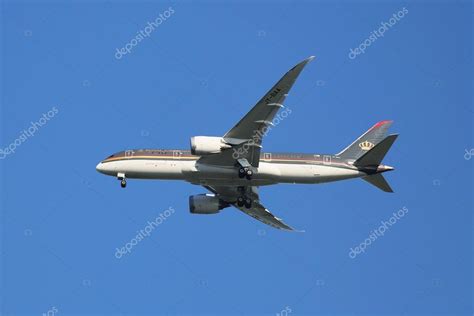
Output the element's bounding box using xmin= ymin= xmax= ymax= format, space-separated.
xmin=190 ymin=136 xmax=231 ymax=156
xmin=189 ymin=194 xmax=228 ymax=214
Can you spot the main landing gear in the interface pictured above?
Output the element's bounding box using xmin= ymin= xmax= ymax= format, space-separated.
xmin=236 ymin=186 xmax=252 ymax=208
xmin=237 ymin=196 xmax=252 ymax=208
xmin=117 ymin=173 xmax=126 ymax=188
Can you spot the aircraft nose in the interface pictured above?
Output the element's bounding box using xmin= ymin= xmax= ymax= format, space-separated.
xmin=96 ymin=162 xmax=105 ymax=173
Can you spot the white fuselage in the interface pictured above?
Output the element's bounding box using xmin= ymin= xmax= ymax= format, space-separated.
xmin=96 ymin=157 xmax=365 ymax=187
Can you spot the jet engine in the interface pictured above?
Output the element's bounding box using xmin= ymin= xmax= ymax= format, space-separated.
xmin=190 ymin=136 xmax=231 ymax=155
xmin=189 ymin=194 xmax=229 ymax=214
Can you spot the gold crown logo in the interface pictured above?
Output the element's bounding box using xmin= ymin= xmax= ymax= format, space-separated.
xmin=359 ymin=140 xmax=375 ymax=151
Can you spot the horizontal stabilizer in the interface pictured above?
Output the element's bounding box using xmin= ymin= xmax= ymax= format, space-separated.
xmin=354 ymin=134 xmax=398 ymax=167
xmin=362 ymin=174 xmax=393 ymax=192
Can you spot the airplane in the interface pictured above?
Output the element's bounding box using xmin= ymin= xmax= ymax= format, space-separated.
xmin=96 ymin=56 xmax=398 ymax=231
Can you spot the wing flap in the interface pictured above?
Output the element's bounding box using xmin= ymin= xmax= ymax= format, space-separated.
xmin=224 ymin=56 xmax=315 ymax=141
xmin=204 ymin=185 xmax=303 ymax=232
xmin=233 ymin=201 xmax=301 ymax=231
xmin=198 ymin=57 xmax=314 ymax=168
xmin=195 ymin=58 xmax=315 ymax=230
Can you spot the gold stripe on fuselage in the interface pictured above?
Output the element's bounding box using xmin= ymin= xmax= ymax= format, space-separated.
xmin=101 ymin=155 xmax=350 ymax=167
xmin=102 ymin=155 xmax=198 ymax=163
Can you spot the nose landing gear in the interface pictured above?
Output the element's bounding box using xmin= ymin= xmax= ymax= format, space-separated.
xmin=117 ymin=173 xmax=126 ymax=188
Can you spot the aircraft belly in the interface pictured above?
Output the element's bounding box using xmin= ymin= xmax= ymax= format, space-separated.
xmin=181 ymin=162 xmax=362 ymax=186
xmin=274 ymin=163 xmax=362 ymax=184
xmin=310 ymin=165 xmax=362 ymax=183
xmin=273 ymin=163 xmax=317 ymax=184
xmin=182 ymin=161 xmax=279 ymax=186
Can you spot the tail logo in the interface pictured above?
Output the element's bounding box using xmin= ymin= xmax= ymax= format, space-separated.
xmin=359 ymin=140 xmax=375 ymax=151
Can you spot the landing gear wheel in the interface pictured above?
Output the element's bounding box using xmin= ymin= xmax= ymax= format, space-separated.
xmin=245 ymin=169 xmax=253 ymax=180
xmin=120 ymin=179 xmax=127 ymax=188
xmin=238 ymin=167 xmax=246 ymax=178
xmin=237 ymin=196 xmax=245 ymax=207
xmin=244 ymin=198 xmax=252 ymax=208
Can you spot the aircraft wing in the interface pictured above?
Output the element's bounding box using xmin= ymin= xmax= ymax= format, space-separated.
xmin=198 ymin=56 xmax=315 ymax=168
xmin=204 ymin=185 xmax=302 ymax=232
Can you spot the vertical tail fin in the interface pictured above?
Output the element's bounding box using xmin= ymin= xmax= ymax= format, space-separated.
xmin=337 ymin=120 xmax=393 ymax=160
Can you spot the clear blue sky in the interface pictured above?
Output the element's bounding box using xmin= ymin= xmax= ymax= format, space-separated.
xmin=1 ymin=1 xmax=472 ymax=315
